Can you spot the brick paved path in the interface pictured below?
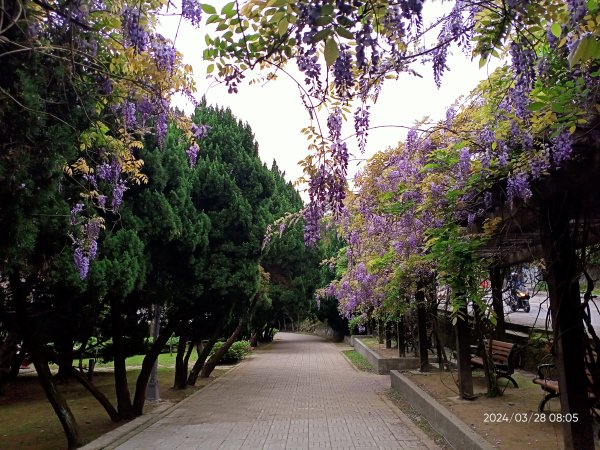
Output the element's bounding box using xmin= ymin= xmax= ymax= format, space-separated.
xmin=114 ymin=332 xmax=438 ymax=450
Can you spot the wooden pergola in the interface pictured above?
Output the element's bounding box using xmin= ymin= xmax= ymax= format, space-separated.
xmin=454 ymin=133 xmax=600 ymax=450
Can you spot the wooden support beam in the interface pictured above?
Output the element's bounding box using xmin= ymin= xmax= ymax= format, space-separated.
xmin=490 ymin=267 xmax=506 ymax=340
xmin=541 ymin=196 xmax=594 ymax=450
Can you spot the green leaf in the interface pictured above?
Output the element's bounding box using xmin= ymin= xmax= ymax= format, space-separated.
xmin=221 ymin=1 xmax=235 ymax=16
xmin=312 ymin=28 xmax=331 ymax=43
xmin=336 ymin=26 xmax=354 ymax=40
xmin=478 ymin=56 xmax=487 ymax=68
xmin=527 ymin=101 xmax=545 ymax=112
xmin=550 ymin=22 xmax=562 ymax=38
xmin=316 ymin=15 xmax=333 ymax=26
xmin=324 ymin=38 xmax=339 ymax=67
xmin=277 ymin=19 xmax=288 ymax=36
xmin=551 ymin=102 xmax=565 ymax=113
xmin=206 ymin=14 xmax=220 ymax=24
xmin=206 ymin=64 xmax=214 ymax=74
xmin=201 ymin=3 xmax=217 ymax=14
xmin=568 ymin=35 xmax=600 ymax=67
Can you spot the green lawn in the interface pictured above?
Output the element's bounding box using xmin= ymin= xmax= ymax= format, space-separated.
xmin=343 ymin=350 xmax=374 ymax=372
xmin=92 ymin=352 xmax=193 ymax=368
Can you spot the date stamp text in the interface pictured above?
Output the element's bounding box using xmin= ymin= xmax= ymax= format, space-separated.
xmin=483 ymin=412 xmax=579 ymax=423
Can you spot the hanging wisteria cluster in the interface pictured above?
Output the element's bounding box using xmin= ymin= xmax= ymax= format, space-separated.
xmin=0 ymin=0 xmax=214 ymax=277
xmin=205 ymin=0 xmax=600 ymax=253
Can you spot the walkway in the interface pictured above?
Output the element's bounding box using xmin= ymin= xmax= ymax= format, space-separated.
xmin=110 ymin=333 xmax=438 ymax=449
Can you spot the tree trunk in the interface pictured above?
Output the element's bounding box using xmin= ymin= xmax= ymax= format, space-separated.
xmin=187 ymin=332 xmax=219 ymax=386
xmin=0 ymin=333 xmax=19 ymax=393
xmin=9 ymin=272 xmax=83 ymax=448
xmin=455 ymin=303 xmax=474 ymax=399
xmin=385 ymin=323 xmax=392 ymax=349
xmin=200 ymin=319 xmax=243 ymax=379
xmin=55 ymin=335 xmax=75 ymax=382
xmin=132 ymin=323 xmax=175 ymax=416
xmin=430 ymin=313 xmax=447 ymax=370
xmin=397 ymin=319 xmax=405 ymax=357
xmin=32 ymin=347 xmax=82 ymax=449
xmin=378 ymin=319 xmax=384 ymax=344
xmin=173 ymin=330 xmax=189 ymax=389
xmin=179 ymin=340 xmax=195 ymax=387
xmin=69 ymin=367 xmax=120 ymax=422
xmin=416 ymin=284 xmax=430 ymax=372
xmin=540 ymin=195 xmax=593 ymax=450
xmin=109 ymin=296 xmax=134 ymax=419
xmin=490 ymin=267 xmax=506 ymax=340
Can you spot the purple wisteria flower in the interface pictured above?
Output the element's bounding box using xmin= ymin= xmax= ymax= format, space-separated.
xmin=156 ymin=112 xmax=168 ymax=145
xmin=122 ymin=100 xmax=136 ymax=129
xmin=530 ymin=149 xmax=550 ymax=179
xmin=122 ymin=6 xmax=148 ymax=52
xmin=354 ymin=106 xmax=370 ymax=154
xmin=182 ymin=0 xmax=203 ymax=27
xmin=332 ymin=46 xmax=353 ymax=98
xmin=566 ymin=0 xmax=587 ymax=26
xmin=74 ymin=247 xmax=90 ymax=279
xmin=551 ymin=130 xmax=573 ymax=167
xmin=483 ymin=191 xmax=492 ymax=210
xmin=191 ymin=123 xmax=211 ymax=139
xmin=187 ymin=143 xmax=199 ymax=168
xmin=510 ymin=42 xmax=536 ymax=120
xmin=507 ymin=172 xmax=532 ymax=206
xmin=70 ymin=202 xmax=84 ymax=225
xmin=152 ymin=35 xmax=176 ymax=72
xmin=111 ymin=180 xmax=128 ymax=210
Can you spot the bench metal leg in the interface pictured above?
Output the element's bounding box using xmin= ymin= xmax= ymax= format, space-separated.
xmin=498 ymin=374 xmax=519 ymax=388
xmin=539 ymin=392 xmax=559 ymax=412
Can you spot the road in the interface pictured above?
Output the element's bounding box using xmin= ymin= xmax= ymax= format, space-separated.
xmin=499 ymin=292 xmax=600 ymax=331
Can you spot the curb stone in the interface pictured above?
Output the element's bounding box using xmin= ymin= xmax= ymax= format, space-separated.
xmin=390 ymin=370 xmax=495 ymax=450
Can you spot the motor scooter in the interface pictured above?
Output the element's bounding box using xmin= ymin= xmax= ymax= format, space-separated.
xmin=508 ymin=287 xmax=531 ymax=312
xmin=506 ymin=272 xmax=531 ymax=312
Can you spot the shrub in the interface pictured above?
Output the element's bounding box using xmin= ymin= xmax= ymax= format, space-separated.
xmin=209 ymin=340 xmax=251 ymax=364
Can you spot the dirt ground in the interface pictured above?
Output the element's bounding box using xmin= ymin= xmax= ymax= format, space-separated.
xmin=0 ymin=366 xmax=229 ymax=449
xmin=363 ymin=339 xmax=600 ymax=450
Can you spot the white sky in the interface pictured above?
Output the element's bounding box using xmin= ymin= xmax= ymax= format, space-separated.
xmin=159 ymin=2 xmax=501 ymax=192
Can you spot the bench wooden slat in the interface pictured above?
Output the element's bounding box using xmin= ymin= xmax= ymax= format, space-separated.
xmin=470 ymin=339 xmax=520 ymax=388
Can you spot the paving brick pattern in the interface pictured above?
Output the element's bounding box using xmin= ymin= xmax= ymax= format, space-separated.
xmin=115 ymin=332 xmax=439 ymax=450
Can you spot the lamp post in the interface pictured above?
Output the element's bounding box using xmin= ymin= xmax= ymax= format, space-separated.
xmin=146 ymin=304 xmax=160 ymax=401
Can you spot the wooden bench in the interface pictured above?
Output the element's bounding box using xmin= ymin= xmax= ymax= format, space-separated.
xmin=532 ymin=361 xmax=598 ymax=412
xmin=470 ymin=340 xmax=521 ymax=388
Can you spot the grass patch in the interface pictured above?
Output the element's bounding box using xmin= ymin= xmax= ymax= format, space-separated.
xmin=343 ymin=350 xmax=374 ymax=372
xmin=93 ymin=352 xmax=187 ymax=368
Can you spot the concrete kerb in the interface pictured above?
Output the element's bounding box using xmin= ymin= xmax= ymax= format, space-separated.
xmin=390 ymin=370 xmax=495 ymax=450
xmin=377 ymin=392 xmax=440 ymax=450
xmin=352 ymin=336 xmax=420 ymax=374
xmin=79 ymin=360 xmax=247 ymax=450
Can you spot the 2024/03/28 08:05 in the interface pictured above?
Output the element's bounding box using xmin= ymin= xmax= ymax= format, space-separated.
xmin=483 ymin=412 xmax=579 ymax=423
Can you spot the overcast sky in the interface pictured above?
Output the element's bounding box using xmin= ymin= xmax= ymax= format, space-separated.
xmin=160 ymin=3 xmax=501 ymax=192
